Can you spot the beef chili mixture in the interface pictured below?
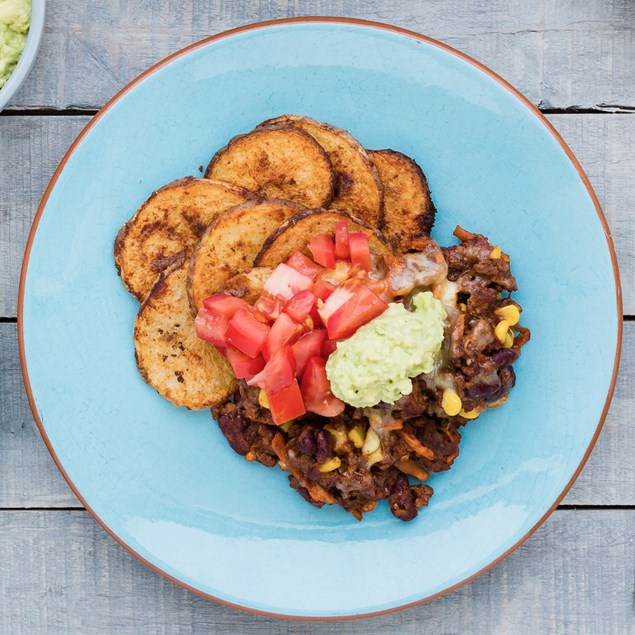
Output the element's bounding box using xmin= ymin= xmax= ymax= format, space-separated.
xmin=203 ymin=225 xmax=530 ymax=522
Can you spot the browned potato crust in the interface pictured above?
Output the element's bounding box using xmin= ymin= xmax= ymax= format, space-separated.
xmin=134 ymin=259 xmax=236 ymax=409
xmin=261 ymin=115 xmax=383 ymax=227
xmin=205 ymin=125 xmax=335 ymax=207
xmin=188 ymin=199 xmax=304 ymax=311
xmin=114 ymin=177 xmax=253 ymax=301
xmin=218 ymin=267 xmax=273 ymax=304
xmin=254 ymin=209 xmax=390 ymax=268
xmin=368 ymin=149 xmax=436 ymax=252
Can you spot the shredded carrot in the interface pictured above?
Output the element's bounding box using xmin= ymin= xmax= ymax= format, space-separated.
xmin=351 ymin=509 xmax=363 ymax=521
xmin=382 ymin=418 xmax=403 ymax=431
xmin=271 ymin=433 xmax=288 ymax=469
xmin=402 ymin=432 xmax=435 ymax=460
xmin=306 ymin=482 xmax=335 ymax=504
xmin=453 ymin=225 xmax=475 ymax=242
xmin=396 ymin=458 xmax=429 ymax=481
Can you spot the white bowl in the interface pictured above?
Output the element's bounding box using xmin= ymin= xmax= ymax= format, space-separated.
xmin=0 ymin=0 xmax=45 ymax=111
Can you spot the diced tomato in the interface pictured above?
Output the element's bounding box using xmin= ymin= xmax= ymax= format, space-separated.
xmin=348 ymin=232 xmax=372 ymax=271
xmin=313 ymin=277 xmax=335 ymax=302
xmin=263 ymin=312 xmax=303 ymax=360
xmin=308 ymin=234 xmax=336 ymax=269
xmin=283 ymin=290 xmax=316 ymax=323
xmin=334 ymin=219 xmax=350 ymax=260
xmin=317 ymin=283 xmax=357 ymax=324
xmin=292 ymin=329 xmax=327 ymax=378
xmin=286 ymin=251 xmax=321 ymax=280
xmin=262 ymin=263 xmax=314 ymax=301
xmin=225 ymin=348 xmax=266 ymax=379
xmin=326 ymin=286 xmax=388 ymax=340
xmin=300 ymin=357 xmax=345 ymax=417
xmin=254 ymin=293 xmax=284 ymax=320
xmin=202 ymin=294 xmax=249 ymax=318
xmin=194 ymin=309 xmax=229 ymax=349
xmin=323 ymin=339 xmax=338 ymax=357
xmin=225 ymin=308 xmax=270 ymax=358
xmin=267 ymin=379 xmax=306 ymax=425
xmin=247 ymin=345 xmax=296 ymax=393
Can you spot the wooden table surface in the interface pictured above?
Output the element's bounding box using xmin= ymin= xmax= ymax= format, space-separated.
xmin=1 ymin=1 xmax=634 ymax=633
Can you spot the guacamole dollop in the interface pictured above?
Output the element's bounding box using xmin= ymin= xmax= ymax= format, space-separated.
xmin=326 ymin=291 xmax=446 ymax=408
xmin=0 ymin=0 xmax=31 ymax=89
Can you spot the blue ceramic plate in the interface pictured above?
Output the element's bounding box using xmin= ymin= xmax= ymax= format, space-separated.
xmin=20 ymin=19 xmax=621 ymax=619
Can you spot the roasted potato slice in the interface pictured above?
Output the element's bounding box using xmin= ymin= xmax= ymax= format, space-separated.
xmin=255 ymin=209 xmax=390 ymax=268
xmin=134 ymin=259 xmax=236 ymax=409
xmin=368 ymin=149 xmax=436 ymax=252
xmin=205 ymin=125 xmax=335 ymax=207
xmin=218 ymin=267 xmax=273 ymax=304
xmin=114 ymin=177 xmax=253 ymax=301
xmin=261 ymin=115 xmax=383 ymax=227
xmin=188 ymin=199 xmax=303 ymax=311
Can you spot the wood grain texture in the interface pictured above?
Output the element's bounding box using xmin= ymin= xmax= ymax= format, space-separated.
xmin=1 ymin=114 xmax=633 ymax=318
xmin=0 ymin=510 xmax=633 ymax=634
xmin=1 ymin=320 xmax=632 ymax=508
xmin=4 ymin=0 xmax=634 ymax=111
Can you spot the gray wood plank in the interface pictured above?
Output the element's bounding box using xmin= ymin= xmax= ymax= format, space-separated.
xmin=1 ymin=114 xmax=633 ymax=318
xmin=5 ymin=0 xmax=634 ymax=111
xmin=1 ymin=321 xmax=632 ymax=508
xmin=0 ymin=509 xmax=632 ymax=634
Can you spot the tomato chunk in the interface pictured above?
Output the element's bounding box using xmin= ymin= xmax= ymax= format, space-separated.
xmin=323 ymin=339 xmax=338 ymax=358
xmin=225 ymin=308 xmax=270 ymax=358
xmin=263 ymin=312 xmax=303 ymax=360
xmin=284 ymin=290 xmax=316 ymax=323
xmin=292 ymin=329 xmax=327 ymax=378
xmin=225 ymin=348 xmax=266 ymax=379
xmin=202 ymin=294 xmax=249 ymax=317
xmin=254 ymin=293 xmax=284 ymax=320
xmin=247 ymin=345 xmax=296 ymax=393
xmin=334 ymin=219 xmax=350 ymax=260
xmin=262 ymin=263 xmax=313 ymax=301
xmin=317 ymin=283 xmax=357 ymax=324
xmin=194 ymin=309 xmax=229 ymax=349
xmin=267 ymin=379 xmax=306 ymax=425
xmin=308 ymin=234 xmax=336 ymax=268
xmin=326 ymin=286 xmax=388 ymax=340
xmin=286 ymin=252 xmax=321 ymax=280
xmin=313 ymin=277 xmax=335 ymax=302
xmin=300 ymin=357 xmax=345 ymax=417
xmin=348 ymin=232 xmax=372 ymax=271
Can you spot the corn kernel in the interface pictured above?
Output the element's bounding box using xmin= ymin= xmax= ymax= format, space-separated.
xmin=366 ymin=448 xmax=384 ymax=466
xmin=325 ymin=424 xmax=348 ymax=451
xmin=318 ymin=456 xmax=342 ymax=472
xmin=362 ymin=428 xmax=380 ymax=455
xmin=258 ymin=390 xmax=269 ymax=409
xmin=488 ymin=394 xmax=509 ymax=409
xmin=459 ymin=302 xmax=467 ymax=312
xmin=347 ymin=424 xmax=366 ymax=449
xmin=489 ymin=246 xmax=502 ymax=259
xmin=441 ymin=389 xmax=462 ymax=416
xmin=503 ymin=331 xmax=514 ymax=348
xmin=494 ymin=304 xmax=520 ymax=326
xmin=459 ymin=408 xmax=481 ymax=420
xmin=495 ymin=319 xmax=510 ymax=343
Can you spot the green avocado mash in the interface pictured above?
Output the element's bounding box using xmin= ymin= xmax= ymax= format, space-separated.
xmin=326 ymin=291 xmax=446 ymax=408
xmin=0 ymin=0 xmax=31 ymax=89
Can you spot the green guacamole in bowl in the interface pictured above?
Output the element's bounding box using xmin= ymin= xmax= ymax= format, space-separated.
xmin=0 ymin=0 xmax=31 ymax=89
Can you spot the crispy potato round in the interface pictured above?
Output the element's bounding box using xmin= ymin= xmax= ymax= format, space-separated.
xmin=205 ymin=125 xmax=335 ymax=207
xmin=114 ymin=177 xmax=253 ymax=301
xmin=188 ymin=199 xmax=304 ymax=311
xmin=254 ymin=209 xmax=390 ymax=268
xmin=369 ymin=149 xmax=436 ymax=252
xmin=218 ymin=267 xmax=273 ymax=305
xmin=134 ymin=259 xmax=236 ymax=409
xmin=261 ymin=115 xmax=383 ymax=227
